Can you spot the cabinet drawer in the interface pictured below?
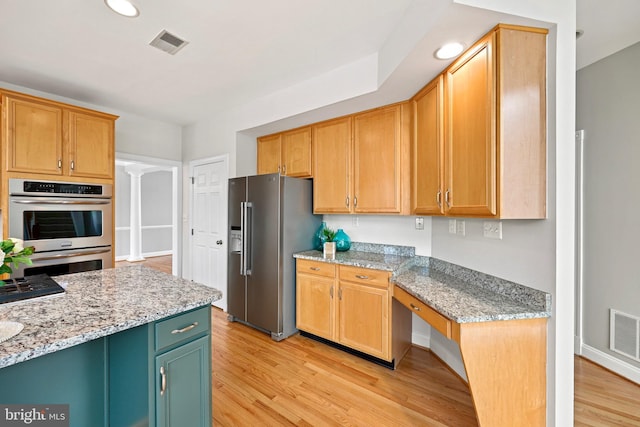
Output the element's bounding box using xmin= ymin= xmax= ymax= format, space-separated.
xmin=155 ymin=306 xmax=210 ymax=352
xmin=338 ymin=265 xmax=390 ymax=288
xmin=297 ymin=259 xmax=336 ymax=278
xmin=393 ymin=285 xmax=452 ymax=339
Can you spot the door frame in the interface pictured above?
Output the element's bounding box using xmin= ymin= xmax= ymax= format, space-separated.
xmin=188 ymin=154 xmax=229 ymax=310
xmin=115 ymin=152 xmax=182 ymax=276
xmin=575 ymin=130 xmax=584 ymax=354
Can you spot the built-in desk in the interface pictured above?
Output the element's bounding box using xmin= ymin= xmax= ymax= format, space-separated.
xmin=295 ymin=243 xmax=551 ymax=427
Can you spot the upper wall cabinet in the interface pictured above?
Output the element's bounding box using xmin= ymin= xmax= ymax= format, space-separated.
xmin=257 ymin=126 xmax=312 ymax=178
xmin=312 ymin=117 xmax=352 ymax=213
xmin=312 ymin=104 xmax=410 ymax=215
xmin=1 ymin=90 xmax=118 ymax=182
xmin=442 ymin=24 xmax=547 ymax=219
xmin=411 ymin=75 xmax=444 ymax=216
xmin=352 ymin=104 xmax=410 ymax=214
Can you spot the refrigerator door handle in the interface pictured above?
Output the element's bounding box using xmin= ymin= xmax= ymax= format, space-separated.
xmin=240 ymin=202 xmax=246 ymax=276
xmin=244 ymin=202 xmax=253 ymax=276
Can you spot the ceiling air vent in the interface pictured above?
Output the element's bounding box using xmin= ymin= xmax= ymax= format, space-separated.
xmin=149 ymin=30 xmax=189 ymax=55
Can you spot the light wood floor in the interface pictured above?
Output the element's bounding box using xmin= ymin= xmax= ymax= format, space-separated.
xmin=115 ymin=254 xmax=173 ymax=274
xmin=117 ymin=256 xmax=640 ymax=426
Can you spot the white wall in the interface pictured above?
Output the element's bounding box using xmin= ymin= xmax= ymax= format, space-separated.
xmin=576 ymin=41 xmax=640 ymax=376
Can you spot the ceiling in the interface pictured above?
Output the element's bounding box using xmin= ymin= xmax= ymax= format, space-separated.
xmin=0 ymin=0 xmax=638 ymax=127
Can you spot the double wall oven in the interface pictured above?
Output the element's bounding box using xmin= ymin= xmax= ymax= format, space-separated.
xmin=8 ymin=178 xmax=113 ymax=278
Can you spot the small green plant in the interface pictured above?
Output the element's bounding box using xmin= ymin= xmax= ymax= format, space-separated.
xmin=0 ymin=238 xmax=35 ymax=285
xmin=322 ymin=227 xmax=337 ymax=243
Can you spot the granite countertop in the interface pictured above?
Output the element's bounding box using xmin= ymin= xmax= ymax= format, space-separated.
xmin=294 ymin=242 xmax=551 ymax=324
xmin=0 ymin=266 xmax=221 ymax=369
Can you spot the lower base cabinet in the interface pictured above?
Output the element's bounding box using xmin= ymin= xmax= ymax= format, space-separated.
xmin=296 ymin=259 xmax=410 ymax=366
xmin=111 ymin=305 xmax=212 ymax=427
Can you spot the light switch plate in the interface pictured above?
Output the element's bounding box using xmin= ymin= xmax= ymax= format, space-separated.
xmin=415 ymin=217 xmax=424 ymax=230
xmin=448 ymin=219 xmax=457 ymax=234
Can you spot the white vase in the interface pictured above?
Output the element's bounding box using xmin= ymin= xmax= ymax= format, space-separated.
xmin=323 ymin=242 xmax=336 ymax=260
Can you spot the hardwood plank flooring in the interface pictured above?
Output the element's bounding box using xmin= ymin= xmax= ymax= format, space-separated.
xmin=574 ymin=356 xmax=640 ymax=427
xmin=211 ymin=308 xmax=477 ymax=426
xmin=115 ymin=254 xmax=172 ymax=274
xmin=117 ymin=256 xmax=640 ymax=426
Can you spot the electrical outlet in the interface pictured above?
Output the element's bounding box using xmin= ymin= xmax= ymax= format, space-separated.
xmin=448 ymin=219 xmax=457 ymax=234
xmin=415 ymin=217 xmax=424 ymax=230
xmin=456 ymin=219 xmax=466 ymax=236
xmin=352 ymin=216 xmax=359 ymax=227
xmin=483 ymin=221 xmax=503 ymax=239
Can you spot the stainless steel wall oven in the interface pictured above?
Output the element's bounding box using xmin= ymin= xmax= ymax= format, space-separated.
xmin=8 ymin=178 xmax=113 ymax=278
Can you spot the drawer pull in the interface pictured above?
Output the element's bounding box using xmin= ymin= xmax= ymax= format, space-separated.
xmin=310 ymin=267 xmax=320 ymax=271
xmin=410 ymin=303 xmax=421 ymax=312
xmin=355 ymin=275 xmax=369 ymax=280
xmin=171 ymin=322 xmax=198 ymax=334
xmin=160 ymin=366 xmax=167 ymax=396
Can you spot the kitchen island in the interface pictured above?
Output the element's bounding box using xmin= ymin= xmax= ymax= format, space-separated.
xmin=295 ymin=243 xmax=551 ymax=427
xmin=0 ymin=266 xmax=221 ymax=427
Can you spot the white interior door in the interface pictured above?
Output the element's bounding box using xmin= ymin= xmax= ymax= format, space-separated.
xmin=190 ymin=157 xmax=228 ymax=310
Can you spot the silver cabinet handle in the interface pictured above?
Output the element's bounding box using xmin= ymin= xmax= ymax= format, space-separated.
xmin=70 ymin=160 xmax=75 ymax=170
xmin=13 ymin=199 xmax=110 ymax=205
xmin=354 ymin=196 xmax=358 ymax=207
xmin=282 ymin=164 xmax=286 ymax=175
xmin=160 ymin=366 xmax=167 ymax=396
xmin=410 ymin=303 xmax=421 ymax=311
xmin=57 ymin=159 xmax=62 ymax=169
xmin=310 ymin=267 xmax=320 ymax=271
xmin=436 ymin=190 xmax=442 ymax=207
xmin=345 ymin=196 xmax=349 ymax=208
xmin=171 ymin=322 xmax=198 ymax=334
xmin=355 ymin=275 xmax=369 ymax=280
xmin=445 ymin=189 xmax=451 ymax=207
xmin=330 ymin=286 xmax=334 ymax=298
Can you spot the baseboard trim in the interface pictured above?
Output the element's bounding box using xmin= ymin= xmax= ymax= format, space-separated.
xmin=115 ymin=250 xmax=172 ymax=261
xmin=581 ymin=344 xmax=640 ymax=385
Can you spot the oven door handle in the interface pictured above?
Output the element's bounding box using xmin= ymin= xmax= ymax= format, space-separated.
xmin=12 ymin=199 xmax=111 ymax=205
xmin=33 ymin=248 xmax=112 ymax=261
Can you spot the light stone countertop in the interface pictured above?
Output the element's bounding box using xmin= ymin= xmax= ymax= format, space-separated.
xmin=0 ymin=266 xmax=222 ymax=369
xmin=294 ymin=243 xmax=551 ymax=324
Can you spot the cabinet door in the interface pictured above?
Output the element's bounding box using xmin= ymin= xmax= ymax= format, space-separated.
xmin=412 ymin=76 xmax=444 ymax=215
xmin=281 ymin=127 xmax=312 ymax=177
xmin=444 ymin=32 xmax=497 ymax=216
xmin=156 ymin=335 xmax=211 ymax=427
xmin=337 ymin=281 xmax=390 ymax=360
xmin=3 ymin=95 xmax=63 ymax=175
xmin=257 ymin=134 xmax=281 ymax=174
xmin=353 ymin=105 xmax=403 ymax=213
xmin=296 ymin=272 xmax=335 ymax=340
xmin=312 ymin=117 xmax=352 ymax=213
xmin=67 ymin=111 xmax=114 ymax=179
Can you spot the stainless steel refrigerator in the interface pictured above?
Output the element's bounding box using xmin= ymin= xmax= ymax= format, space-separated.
xmin=227 ymin=173 xmax=321 ymax=341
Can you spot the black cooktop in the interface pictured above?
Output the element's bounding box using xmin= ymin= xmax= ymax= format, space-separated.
xmin=0 ymin=274 xmax=65 ymax=305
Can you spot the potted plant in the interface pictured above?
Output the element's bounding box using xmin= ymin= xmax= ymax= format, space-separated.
xmin=322 ymin=227 xmax=337 ymax=259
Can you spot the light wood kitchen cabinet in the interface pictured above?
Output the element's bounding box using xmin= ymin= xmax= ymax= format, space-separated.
xmin=411 ymin=75 xmax=444 ymax=215
xmin=67 ymin=110 xmax=114 ymax=179
xmin=442 ymin=24 xmax=547 ymax=218
xmin=295 ymin=259 xmax=411 ymax=365
xmin=312 ymin=116 xmax=352 ymax=213
xmin=296 ymin=259 xmax=336 ymax=340
xmin=1 ymin=89 xmax=117 ymax=181
xmin=256 ymin=133 xmax=281 ymax=175
xmin=312 ymin=104 xmax=410 ymax=215
xmin=257 ymin=126 xmax=312 ymax=177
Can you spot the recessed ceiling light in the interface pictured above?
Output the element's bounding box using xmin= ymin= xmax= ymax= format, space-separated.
xmin=434 ymin=42 xmax=464 ymax=60
xmin=104 ymin=0 xmax=139 ymax=17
